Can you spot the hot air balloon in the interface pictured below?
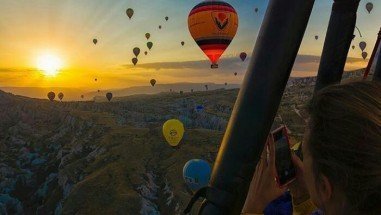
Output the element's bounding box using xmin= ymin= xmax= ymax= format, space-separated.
xmin=165 ymin=16 xmax=169 ymax=21
xmin=126 ymin=8 xmax=134 ymax=19
xmin=93 ymin=39 xmax=98 ymax=45
xmin=183 ymin=159 xmax=211 ymax=192
xmin=81 ymin=95 xmax=84 ymax=99
xmin=362 ymin=52 xmax=368 ymax=60
xmin=132 ymin=58 xmax=138 ymax=66
xmin=47 ymin=92 xmax=55 ymax=101
xmin=159 ymin=25 xmax=162 ymax=29
xmin=188 ymin=1 xmax=239 ymax=69
xmin=359 ymin=41 xmax=367 ymax=51
xmin=133 ymin=47 xmax=140 ymax=57
xmin=315 ymin=35 xmax=319 ymax=40
xmin=195 ymin=105 xmax=204 ymax=112
xmin=147 ymin=42 xmax=153 ymax=50
xmin=162 ymin=119 xmax=184 ymax=147
xmin=150 ymin=79 xmax=156 ymax=86
xmin=205 ymin=85 xmax=208 ymax=91
xmin=98 ymin=90 xmax=100 ymax=93
xmin=366 ymin=2 xmax=373 ymax=13
xmin=181 ymin=41 xmax=185 ymax=46
xmin=58 ymin=92 xmax=64 ymax=101
xmin=106 ymin=92 xmax=113 ymax=101
xmin=145 ymin=33 xmax=150 ymax=40
xmin=225 ymin=82 xmax=227 ymax=86
xmin=254 ymin=8 xmax=259 ymax=13
xmin=95 ymin=78 xmax=98 ymax=82
xmin=352 ymin=45 xmax=355 ymax=50
xmin=234 ymin=72 xmax=237 ymax=76
xmin=144 ymin=51 xmax=148 ymax=55
xmin=239 ymin=52 xmax=247 ymax=62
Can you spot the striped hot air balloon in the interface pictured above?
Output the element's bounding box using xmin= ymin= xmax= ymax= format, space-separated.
xmin=188 ymin=1 xmax=239 ymax=69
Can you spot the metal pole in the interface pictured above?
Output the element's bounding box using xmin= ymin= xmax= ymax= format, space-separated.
xmin=364 ymin=28 xmax=381 ymax=79
xmin=314 ymin=0 xmax=361 ymax=92
xmin=196 ymin=0 xmax=315 ymax=214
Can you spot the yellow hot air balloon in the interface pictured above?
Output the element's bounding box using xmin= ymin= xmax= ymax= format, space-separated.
xmin=163 ymin=119 xmax=185 ymax=147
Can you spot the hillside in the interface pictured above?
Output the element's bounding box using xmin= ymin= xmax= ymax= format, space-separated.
xmin=0 ymin=70 xmax=364 ymax=214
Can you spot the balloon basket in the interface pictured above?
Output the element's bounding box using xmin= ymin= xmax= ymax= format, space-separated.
xmin=211 ymin=64 xmax=218 ymax=69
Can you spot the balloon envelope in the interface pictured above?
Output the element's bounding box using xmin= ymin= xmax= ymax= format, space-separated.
xmin=47 ymin=92 xmax=55 ymax=101
xmin=240 ymin=52 xmax=247 ymax=61
xmin=126 ymin=8 xmax=134 ymax=19
xmin=106 ymin=92 xmax=113 ymax=101
xmin=145 ymin=33 xmax=150 ymax=40
xmin=366 ymin=2 xmax=373 ymax=13
xmin=255 ymin=8 xmax=258 ymax=13
xmin=181 ymin=41 xmax=185 ymax=46
xmin=159 ymin=25 xmax=162 ymax=29
xmin=183 ymin=159 xmax=211 ymax=191
xmin=352 ymin=45 xmax=355 ymax=50
xmin=150 ymin=79 xmax=156 ymax=86
xmin=188 ymin=1 xmax=239 ymax=67
xmin=133 ymin=47 xmax=140 ymax=57
xmin=163 ymin=119 xmax=184 ymax=147
xmin=147 ymin=42 xmax=153 ymax=50
xmin=234 ymin=72 xmax=237 ymax=76
xmin=165 ymin=16 xmax=169 ymax=21
xmin=93 ymin=39 xmax=98 ymax=45
xmin=58 ymin=92 xmax=64 ymax=101
xmin=362 ymin=52 xmax=368 ymax=60
xmin=315 ymin=35 xmax=319 ymax=40
xmin=132 ymin=58 xmax=138 ymax=66
xmin=359 ymin=41 xmax=367 ymax=51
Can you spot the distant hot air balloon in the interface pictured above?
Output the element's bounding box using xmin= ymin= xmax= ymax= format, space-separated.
xmin=225 ymin=82 xmax=227 ymax=86
xmin=181 ymin=41 xmax=185 ymax=46
xmin=239 ymin=52 xmax=247 ymax=62
xmin=126 ymin=8 xmax=134 ymax=19
xmin=132 ymin=58 xmax=138 ymax=66
xmin=144 ymin=51 xmax=148 ymax=55
xmin=159 ymin=25 xmax=162 ymax=29
xmin=183 ymin=159 xmax=211 ymax=192
xmin=150 ymin=79 xmax=156 ymax=86
xmin=234 ymin=72 xmax=237 ymax=76
xmin=81 ymin=95 xmax=84 ymax=99
xmin=133 ymin=47 xmax=140 ymax=57
xmin=163 ymin=119 xmax=184 ymax=147
xmin=254 ymin=8 xmax=259 ymax=13
xmin=98 ymin=90 xmax=100 ymax=93
xmin=147 ymin=42 xmax=153 ymax=50
xmin=359 ymin=41 xmax=367 ymax=51
xmin=205 ymin=85 xmax=208 ymax=91
xmin=58 ymin=92 xmax=64 ymax=101
xmin=315 ymin=35 xmax=319 ymax=40
xmin=106 ymin=92 xmax=113 ymax=101
xmin=145 ymin=33 xmax=151 ymax=40
xmin=93 ymin=39 xmax=98 ymax=45
xmin=188 ymin=0 xmax=239 ymax=69
xmin=362 ymin=52 xmax=368 ymax=60
xmin=165 ymin=16 xmax=169 ymax=21
xmin=366 ymin=2 xmax=373 ymax=13
xmin=352 ymin=45 xmax=355 ymax=50
xmin=47 ymin=92 xmax=55 ymax=102
xmin=95 ymin=78 xmax=98 ymax=82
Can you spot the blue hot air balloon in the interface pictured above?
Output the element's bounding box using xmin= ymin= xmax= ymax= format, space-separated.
xmin=183 ymin=159 xmax=211 ymax=192
xmin=195 ymin=105 xmax=204 ymax=113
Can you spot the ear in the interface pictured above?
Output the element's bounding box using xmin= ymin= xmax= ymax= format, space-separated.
xmin=318 ymin=174 xmax=333 ymax=203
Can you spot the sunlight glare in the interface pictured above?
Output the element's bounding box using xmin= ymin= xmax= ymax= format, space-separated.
xmin=36 ymin=54 xmax=63 ymax=77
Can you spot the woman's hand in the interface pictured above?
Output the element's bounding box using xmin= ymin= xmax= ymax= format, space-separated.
xmin=288 ymin=152 xmax=310 ymax=204
xmin=242 ymin=136 xmax=287 ymax=214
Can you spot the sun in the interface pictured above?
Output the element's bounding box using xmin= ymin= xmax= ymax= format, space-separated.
xmin=36 ymin=54 xmax=63 ymax=77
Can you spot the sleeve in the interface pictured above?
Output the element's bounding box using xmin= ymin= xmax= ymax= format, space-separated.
xmin=292 ymin=199 xmax=317 ymax=215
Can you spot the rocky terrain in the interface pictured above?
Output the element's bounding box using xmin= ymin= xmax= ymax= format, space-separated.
xmin=0 ymin=70 xmax=364 ymax=214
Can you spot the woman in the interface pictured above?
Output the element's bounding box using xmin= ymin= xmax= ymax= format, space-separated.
xmin=242 ymin=81 xmax=381 ymax=215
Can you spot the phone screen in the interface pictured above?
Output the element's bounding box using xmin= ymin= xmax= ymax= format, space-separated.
xmin=273 ymin=129 xmax=296 ymax=186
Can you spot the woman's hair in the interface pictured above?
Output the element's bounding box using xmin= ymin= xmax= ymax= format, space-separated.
xmin=307 ymin=81 xmax=381 ymax=214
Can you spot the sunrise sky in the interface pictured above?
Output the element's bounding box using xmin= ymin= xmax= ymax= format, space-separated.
xmin=0 ymin=0 xmax=378 ymax=91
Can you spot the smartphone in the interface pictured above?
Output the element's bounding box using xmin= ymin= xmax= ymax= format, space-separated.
xmin=271 ymin=126 xmax=296 ymax=187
